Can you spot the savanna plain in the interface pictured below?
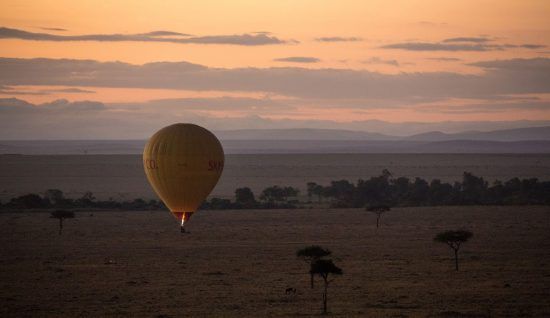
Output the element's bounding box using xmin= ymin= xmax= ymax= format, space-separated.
xmin=1 ymin=154 xmax=550 ymax=317
xmin=1 ymin=207 xmax=550 ymax=317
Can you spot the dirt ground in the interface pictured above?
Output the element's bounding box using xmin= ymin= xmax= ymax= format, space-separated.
xmin=1 ymin=206 xmax=549 ymax=317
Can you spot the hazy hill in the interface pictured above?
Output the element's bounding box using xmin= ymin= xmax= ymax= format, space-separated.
xmin=1 ymin=126 xmax=550 ymax=154
xmin=215 ymin=128 xmax=397 ymax=140
xmin=2 ymin=139 xmax=550 ymax=154
xmin=217 ymin=126 xmax=550 ymax=142
xmin=407 ymin=126 xmax=550 ymax=142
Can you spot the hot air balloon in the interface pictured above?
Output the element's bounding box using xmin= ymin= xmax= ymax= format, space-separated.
xmin=143 ymin=123 xmax=224 ymax=232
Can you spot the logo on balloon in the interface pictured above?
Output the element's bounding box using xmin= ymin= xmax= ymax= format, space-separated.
xmin=208 ymin=160 xmax=224 ymax=172
xmin=144 ymin=159 xmax=158 ymax=170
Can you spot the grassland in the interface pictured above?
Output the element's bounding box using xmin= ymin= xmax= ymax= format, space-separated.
xmin=1 ymin=206 xmax=549 ymax=317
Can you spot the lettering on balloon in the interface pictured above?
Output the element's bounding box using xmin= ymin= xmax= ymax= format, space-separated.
xmin=208 ymin=160 xmax=224 ymax=172
xmin=144 ymin=159 xmax=158 ymax=170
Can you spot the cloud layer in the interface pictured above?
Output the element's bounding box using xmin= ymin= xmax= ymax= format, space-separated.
xmin=2 ymin=97 xmax=549 ymax=139
xmin=362 ymin=57 xmax=400 ymax=66
xmin=382 ymin=37 xmax=546 ymax=51
xmin=1 ymin=57 xmax=549 ymax=100
xmin=274 ymin=57 xmax=320 ymax=63
xmin=1 ymin=57 xmax=549 ymax=138
xmin=0 ymin=27 xmax=289 ymax=46
xmin=315 ymin=37 xmax=362 ymax=42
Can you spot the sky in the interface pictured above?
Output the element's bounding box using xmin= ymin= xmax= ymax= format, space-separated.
xmin=1 ymin=0 xmax=550 ymax=138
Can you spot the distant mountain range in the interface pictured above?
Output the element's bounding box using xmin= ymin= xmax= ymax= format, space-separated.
xmin=405 ymin=126 xmax=550 ymax=142
xmin=216 ymin=126 xmax=550 ymax=142
xmin=1 ymin=126 xmax=549 ymax=154
xmin=215 ymin=128 xmax=396 ymax=140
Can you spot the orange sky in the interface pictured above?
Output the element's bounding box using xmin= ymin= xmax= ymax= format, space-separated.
xmin=2 ymin=0 xmax=549 ymax=68
xmin=1 ymin=0 xmax=550 ymax=126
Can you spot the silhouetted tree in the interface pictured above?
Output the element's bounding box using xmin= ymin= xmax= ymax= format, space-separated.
xmin=283 ymin=186 xmax=300 ymax=199
xmin=75 ymin=191 xmax=96 ymax=207
xmin=408 ymin=177 xmax=430 ymax=205
xmin=391 ymin=176 xmax=410 ymax=203
xmin=461 ymin=172 xmax=488 ymax=204
xmin=310 ymin=259 xmax=343 ymax=315
xmin=307 ymin=182 xmax=316 ymax=201
xmin=50 ymin=210 xmax=75 ymax=235
xmin=260 ymin=186 xmax=299 ymax=202
xmin=326 ymin=180 xmax=355 ymax=207
xmin=44 ymin=189 xmax=64 ymax=206
xmin=235 ymin=187 xmax=256 ymax=208
xmin=429 ymin=179 xmax=456 ymax=205
xmin=297 ymin=245 xmax=332 ymax=288
xmin=366 ymin=205 xmax=390 ymax=228
xmin=260 ymin=186 xmax=285 ymax=202
xmin=307 ymin=182 xmax=325 ymax=203
xmin=9 ymin=193 xmax=49 ymax=209
xmin=434 ymin=230 xmax=473 ymax=271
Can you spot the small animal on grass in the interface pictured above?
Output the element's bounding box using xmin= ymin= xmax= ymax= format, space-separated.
xmin=285 ymin=287 xmax=297 ymax=295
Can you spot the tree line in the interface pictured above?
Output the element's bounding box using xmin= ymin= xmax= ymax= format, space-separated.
xmin=0 ymin=186 xmax=302 ymax=211
xmin=2 ymin=170 xmax=549 ymax=211
xmin=307 ymin=169 xmax=550 ymax=207
xmin=0 ymin=189 xmax=166 ymax=211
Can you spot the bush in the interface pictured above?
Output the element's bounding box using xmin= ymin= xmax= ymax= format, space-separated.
xmin=8 ymin=194 xmax=50 ymax=209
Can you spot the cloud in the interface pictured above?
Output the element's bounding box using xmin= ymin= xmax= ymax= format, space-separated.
xmin=41 ymin=99 xmax=106 ymax=111
xmin=416 ymin=21 xmax=448 ymax=27
xmin=420 ymin=101 xmax=550 ymax=114
xmin=130 ymin=96 xmax=295 ymax=111
xmin=274 ymin=56 xmax=320 ymax=63
xmin=0 ymin=27 xmax=289 ymax=46
xmin=140 ymin=30 xmax=190 ymax=36
xmin=186 ymin=34 xmax=292 ymax=45
xmin=0 ymin=85 xmax=95 ymax=95
xmin=426 ymin=57 xmax=462 ymax=62
xmin=41 ymin=88 xmax=95 ymax=93
xmin=0 ymin=97 xmax=35 ymax=109
xmin=0 ymin=85 xmax=48 ymax=95
xmin=0 ymin=97 xmax=298 ymax=139
xmin=0 ymin=98 xmax=104 ymax=112
xmin=362 ymin=57 xmax=399 ymax=66
xmin=442 ymin=37 xmax=491 ymax=43
xmin=382 ymin=40 xmax=546 ymax=51
xmin=518 ymin=44 xmax=546 ymax=49
xmin=382 ymin=42 xmax=494 ymax=51
xmin=1 ymin=57 xmax=549 ymax=101
xmin=39 ymin=27 xmax=67 ymax=32
xmin=1 ymin=96 xmax=289 ymax=114
xmin=470 ymin=57 xmax=550 ymax=70
xmin=3 ymin=97 xmax=550 ymax=139
xmin=315 ymin=37 xmax=362 ymax=42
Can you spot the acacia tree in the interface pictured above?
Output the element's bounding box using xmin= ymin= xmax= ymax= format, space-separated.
xmin=310 ymin=259 xmax=343 ymax=315
xmin=307 ymin=182 xmax=325 ymax=203
xmin=306 ymin=182 xmax=317 ymax=201
xmin=50 ymin=210 xmax=75 ymax=235
xmin=297 ymin=245 xmax=331 ymax=288
xmin=235 ymin=187 xmax=256 ymax=208
xmin=434 ymin=230 xmax=473 ymax=271
xmin=366 ymin=205 xmax=390 ymax=228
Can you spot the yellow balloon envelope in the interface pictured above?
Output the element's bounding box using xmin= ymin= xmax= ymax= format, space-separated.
xmin=143 ymin=123 xmax=224 ymax=230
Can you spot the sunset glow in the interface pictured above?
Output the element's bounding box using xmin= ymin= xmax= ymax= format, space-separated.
xmin=1 ymin=0 xmax=550 ymax=137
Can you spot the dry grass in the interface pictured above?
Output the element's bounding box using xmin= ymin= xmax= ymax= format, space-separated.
xmin=1 ymin=206 xmax=549 ymax=317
